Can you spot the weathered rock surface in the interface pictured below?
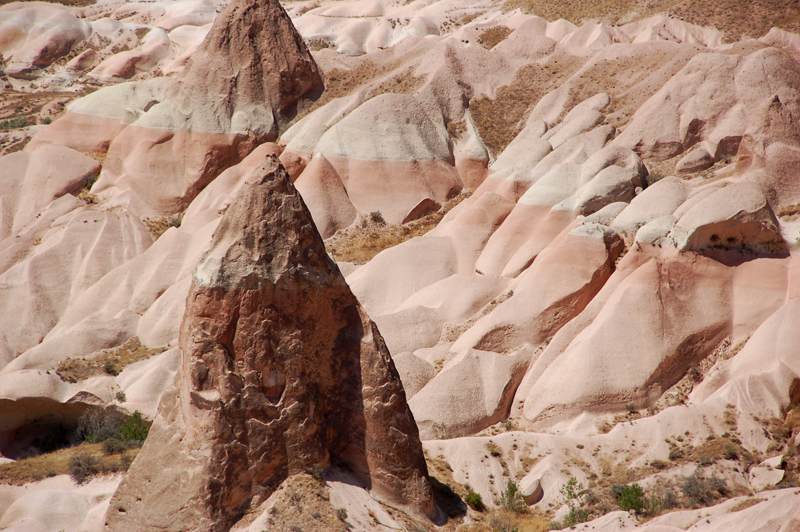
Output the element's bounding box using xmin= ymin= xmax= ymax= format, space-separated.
xmin=105 ymin=157 xmax=438 ymax=532
xmin=670 ymin=181 xmax=787 ymax=256
xmin=62 ymin=0 xmax=322 ymax=214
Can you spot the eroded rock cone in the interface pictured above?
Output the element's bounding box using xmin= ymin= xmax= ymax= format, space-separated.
xmin=168 ymin=0 xmax=323 ymax=138
xmin=104 ymin=156 xmax=439 ymax=532
xmin=89 ymin=0 xmax=323 ymax=213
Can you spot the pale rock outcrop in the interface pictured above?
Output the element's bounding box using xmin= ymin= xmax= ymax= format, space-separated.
xmin=749 ymin=455 xmax=785 ymax=491
xmin=105 ymin=157 xmax=438 ymax=532
xmin=0 ymin=4 xmax=91 ymax=78
xmin=612 ymin=176 xmax=689 ymax=234
xmin=670 ymin=180 xmax=787 ymax=256
xmin=409 ymin=347 xmax=531 ymax=439
xmin=306 ymin=93 xmax=462 ymax=225
xmin=518 ymin=251 xmax=733 ymax=426
xmin=612 ymin=47 xmax=800 ymax=160
xmin=455 ymin=223 xmax=623 ymax=355
xmin=0 ymin=145 xmax=100 ymax=240
xmin=675 ymin=146 xmax=714 ymax=173
xmin=634 ymin=215 xmax=676 ymax=245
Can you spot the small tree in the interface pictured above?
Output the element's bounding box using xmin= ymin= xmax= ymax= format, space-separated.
xmin=616 ymin=483 xmax=645 ymax=513
xmin=560 ymin=477 xmax=589 ymax=526
xmin=119 ymin=411 xmax=150 ymax=442
xmin=500 ymin=479 xmax=528 ymax=514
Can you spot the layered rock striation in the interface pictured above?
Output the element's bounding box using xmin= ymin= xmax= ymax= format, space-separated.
xmin=104 ymin=156 xmax=438 ymax=532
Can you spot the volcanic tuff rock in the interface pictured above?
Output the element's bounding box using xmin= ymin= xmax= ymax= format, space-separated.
xmin=104 ymin=156 xmax=438 ymax=532
xmin=39 ymin=0 xmax=324 ymax=215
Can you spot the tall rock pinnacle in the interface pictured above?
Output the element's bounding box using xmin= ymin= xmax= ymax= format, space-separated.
xmin=169 ymin=0 xmax=324 ymax=138
xmin=104 ymin=156 xmax=439 ymax=532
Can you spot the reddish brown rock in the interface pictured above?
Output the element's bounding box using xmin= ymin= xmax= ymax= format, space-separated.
xmin=104 ymin=156 xmax=439 ymax=532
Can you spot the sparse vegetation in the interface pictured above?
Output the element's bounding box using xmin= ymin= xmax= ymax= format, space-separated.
xmin=0 ymin=441 xmax=139 ymax=485
xmin=681 ymin=472 xmax=728 ymax=507
xmin=326 ymin=190 xmax=471 ymax=263
xmin=142 ymin=213 xmax=184 ymax=240
xmin=469 ymin=55 xmax=584 ymax=157
xmin=0 ymin=116 xmax=29 ymax=130
xmin=500 ymin=479 xmax=528 ymax=514
xmin=56 ymin=337 xmax=167 ymax=383
xmin=486 ymin=441 xmax=502 ymax=457
xmin=465 ymin=491 xmax=485 ymax=511
xmin=477 ymin=26 xmax=513 ymax=49
xmin=646 ymin=171 xmax=664 ymax=186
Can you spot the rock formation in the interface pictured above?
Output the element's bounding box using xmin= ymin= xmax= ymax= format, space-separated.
xmin=104 ymin=156 xmax=439 ymax=532
xmin=30 ymin=0 xmax=324 ymax=214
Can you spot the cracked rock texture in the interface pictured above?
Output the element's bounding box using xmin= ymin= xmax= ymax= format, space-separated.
xmin=104 ymin=156 xmax=438 ymax=532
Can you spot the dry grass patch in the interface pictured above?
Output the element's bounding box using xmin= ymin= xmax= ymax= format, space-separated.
xmin=0 ymin=442 xmax=137 ymax=485
xmin=469 ymin=54 xmax=584 ymax=157
xmin=777 ymin=203 xmax=800 ymax=219
xmin=307 ymin=37 xmax=335 ymax=52
xmin=56 ymin=337 xmax=167 ymax=382
xmin=253 ymin=473 xmax=346 ymax=532
xmin=477 ymin=26 xmax=514 ymax=49
xmin=366 ymin=66 xmax=426 ymax=100
xmin=303 ymin=57 xmax=410 ymax=118
xmin=729 ymin=497 xmax=766 ymax=512
xmin=459 ymin=509 xmax=551 ymax=532
xmin=499 ymin=0 xmax=800 ymax=40
xmin=326 ymin=190 xmax=471 ymax=263
xmin=142 ymin=212 xmax=184 ymax=239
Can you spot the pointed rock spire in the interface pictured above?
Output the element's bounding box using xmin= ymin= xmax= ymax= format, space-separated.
xmin=104 ymin=156 xmax=439 ymax=532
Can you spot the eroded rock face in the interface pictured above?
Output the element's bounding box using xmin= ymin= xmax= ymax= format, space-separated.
xmin=87 ymin=0 xmax=324 ymax=214
xmin=104 ymin=157 xmax=437 ymax=532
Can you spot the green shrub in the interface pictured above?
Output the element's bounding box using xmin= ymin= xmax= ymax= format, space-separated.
xmin=118 ymin=411 xmax=149 ymax=441
xmin=336 ymin=508 xmax=348 ymax=521
xmin=500 ymin=479 xmax=528 ymax=514
xmin=369 ymin=211 xmax=385 ymax=225
xmin=68 ymin=453 xmax=99 ymax=484
xmin=464 ymin=490 xmax=484 ymax=511
xmin=616 ymin=483 xmax=645 ymax=513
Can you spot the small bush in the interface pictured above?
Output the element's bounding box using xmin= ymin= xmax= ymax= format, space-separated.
xmin=115 ymin=390 xmax=127 ymax=403
xmin=464 ymin=490 xmax=484 ymax=511
xmin=651 ymin=459 xmax=669 ymax=470
xmin=369 ymin=211 xmax=385 ymax=225
xmin=681 ymin=472 xmax=727 ymax=507
xmin=337 ymin=507 xmax=348 ymax=521
xmin=79 ymin=408 xmax=126 ymax=443
xmin=102 ymin=437 xmax=127 ymax=456
xmin=68 ymin=453 xmax=99 ymax=484
xmin=42 ymin=117 xmax=52 ymax=125
xmin=646 ymin=172 xmax=664 ymax=186
xmin=118 ymin=411 xmax=149 ymax=441
xmin=616 ymin=483 xmax=645 ymax=513
xmin=500 ymin=479 xmax=528 ymax=514
xmin=625 ymin=403 xmax=637 ymax=414
xmin=486 ymin=441 xmax=502 ymax=457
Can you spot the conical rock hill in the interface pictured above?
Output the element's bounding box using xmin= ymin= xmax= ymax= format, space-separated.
xmin=103 ymin=156 xmax=439 ymax=532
